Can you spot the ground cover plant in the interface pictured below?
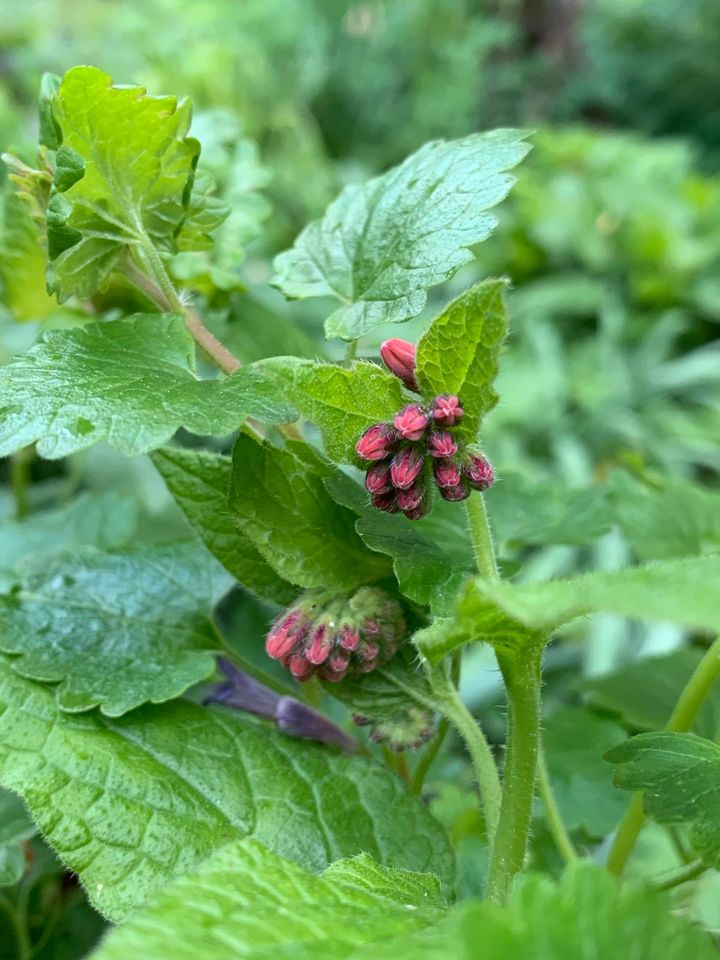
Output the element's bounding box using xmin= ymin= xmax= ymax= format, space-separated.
xmin=0 ymin=65 xmax=719 ymax=957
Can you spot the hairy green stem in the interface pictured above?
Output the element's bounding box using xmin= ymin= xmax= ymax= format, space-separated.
xmin=10 ymin=447 xmax=32 ymax=519
xmin=651 ymin=858 xmax=708 ymax=892
xmin=486 ymin=648 xmax=543 ymax=904
xmin=410 ymin=717 xmax=449 ymax=795
xmin=607 ymin=634 xmax=720 ymax=876
xmin=429 ymin=665 xmax=502 ymax=836
xmin=537 ymin=745 xmax=578 ymax=863
xmin=465 ymin=492 xmax=499 ymax=581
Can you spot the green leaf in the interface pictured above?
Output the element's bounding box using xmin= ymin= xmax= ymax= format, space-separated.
xmin=92 ymin=839 xmax=445 ymax=960
xmin=0 ymin=315 xmax=295 ymax=458
xmin=416 ymin=555 xmax=720 ymax=665
xmin=151 ymin=447 xmax=298 ymax=605
xmin=0 ymin=789 xmax=36 ymax=887
xmin=607 ymin=732 xmax=720 ymax=866
xmin=0 ymin=665 xmax=453 ymax=920
xmin=0 ymin=183 xmax=56 ymax=322
xmin=230 ymin=434 xmax=391 ymax=589
xmin=415 ymin=280 xmax=508 ymax=440
xmin=0 ymin=844 xmax=25 ymax=886
xmin=46 ymin=66 xmax=215 ymax=301
xmin=258 ymin=357 xmax=406 ymax=463
xmin=273 ymin=130 xmax=531 ymax=340
xmin=542 ymin=708 xmax=627 ymax=836
xmin=583 ymin=649 xmax=720 ymax=740
xmin=0 ymin=491 xmax=138 ymax=591
xmin=0 ymin=542 xmax=231 ymax=716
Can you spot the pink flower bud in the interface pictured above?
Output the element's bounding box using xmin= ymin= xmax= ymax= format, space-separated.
xmin=380 ymin=339 xmax=419 ymax=392
xmin=464 ymin=454 xmax=495 ymax=491
xmin=427 ymin=429 xmax=458 ymax=459
xmin=439 ymin=483 xmax=470 ymax=502
xmin=288 ymin=652 xmax=315 ymax=681
xmin=393 ymin=404 xmax=429 ymax=441
xmin=403 ymin=498 xmax=430 ymax=521
xmin=365 ymin=462 xmax=392 ymax=495
xmin=265 ymin=610 xmax=305 ymax=660
xmin=371 ymin=491 xmax=399 ymax=513
xmin=390 ymin=446 xmax=425 ymax=490
xmin=305 ymin=624 xmax=333 ymax=665
xmin=431 ymin=394 xmax=464 ymax=426
xmin=340 ymin=626 xmax=360 ymax=650
xmin=360 ymin=641 xmax=380 ymax=662
xmin=395 ymin=481 xmax=425 ymax=512
xmin=433 ymin=458 xmax=462 ymax=490
xmin=355 ymin=423 xmax=398 ymax=461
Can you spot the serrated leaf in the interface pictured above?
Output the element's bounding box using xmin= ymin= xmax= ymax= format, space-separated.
xmin=583 ymin=649 xmax=720 ymax=740
xmin=542 ymin=708 xmax=627 ymax=836
xmin=92 ymin=839 xmax=445 ymax=960
xmin=0 ymin=542 xmax=231 ymax=715
xmin=607 ymin=732 xmax=720 ymax=866
xmin=0 ymin=664 xmax=453 ymax=920
xmin=230 ymin=434 xmax=391 ymax=589
xmin=416 ymin=555 xmax=720 ymax=665
xmin=151 ymin=447 xmax=298 ymax=605
xmin=0 ymin=315 xmax=295 ymax=458
xmin=415 ymin=280 xmax=508 ymax=440
xmin=46 ymin=66 xmax=216 ymax=301
xmin=273 ymin=130 xmax=531 ymax=340
xmin=258 ymin=357 xmax=406 ymax=463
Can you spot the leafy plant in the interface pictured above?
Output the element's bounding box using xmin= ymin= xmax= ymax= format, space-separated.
xmin=0 ymin=66 xmax=719 ymax=958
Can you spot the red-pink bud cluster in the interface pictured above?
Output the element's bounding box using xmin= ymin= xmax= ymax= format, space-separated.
xmin=355 ymin=384 xmax=495 ymax=518
xmin=265 ymin=588 xmax=405 ymax=683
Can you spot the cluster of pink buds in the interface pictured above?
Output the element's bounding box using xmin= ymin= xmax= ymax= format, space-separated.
xmin=355 ymin=338 xmax=494 ymax=520
xmin=265 ymin=587 xmax=405 ymax=683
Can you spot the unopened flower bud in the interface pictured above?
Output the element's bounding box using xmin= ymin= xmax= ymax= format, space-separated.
xmin=402 ymin=497 xmax=430 ymax=521
xmin=390 ymin=446 xmax=425 ymax=490
xmin=439 ymin=483 xmax=470 ymax=502
xmin=427 ymin=429 xmax=458 ymax=459
xmin=355 ymin=423 xmax=398 ymax=461
xmin=433 ymin=458 xmax=462 ymax=490
xmin=431 ymin=394 xmax=464 ymax=426
xmin=394 ymin=404 xmax=429 ymax=441
xmin=305 ymin=624 xmax=333 ymax=665
xmin=353 ymin=705 xmax=435 ymax=752
xmin=265 ymin=609 xmax=309 ymax=660
xmin=395 ymin=480 xmax=425 ymax=512
xmin=371 ymin=491 xmax=399 ymax=513
xmin=365 ymin=462 xmax=393 ymax=495
xmin=380 ymin=339 xmax=419 ymax=392
xmin=464 ymin=453 xmax=495 ymax=491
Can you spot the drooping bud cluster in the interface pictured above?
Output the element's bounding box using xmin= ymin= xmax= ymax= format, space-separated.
xmin=265 ymin=587 xmax=406 ymax=683
xmin=353 ymin=706 xmax=435 ymax=752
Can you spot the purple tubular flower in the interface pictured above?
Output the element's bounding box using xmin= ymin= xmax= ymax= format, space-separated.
xmin=433 ymin=458 xmax=462 ymax=490
xmin=371 ymin=491 xmax=399 ymax=513
xmin=427 ymin=429 xmax=458 ymax=459
xmin=390 ymin=446 xmax=425 ymax=490
xmin=431 ymin=394 xmax=464 ymax=426
xmin=464 ymin=454 xmax=495 ymax=491
xmin=439 ymin=483 xmax=470 ymax=502
xmin=355 ymin=423 xmax=398 ymax=461
xmin=380 ymin=339 xmax=419 ymax=392
xmin=365 ymin=461 xmax=393 ymax=495
xmin=276 ymin=697 xmax=358 ymax=753
xmin=205 ymin=658 xmax=281 ymax=718
xmin=393 ymin=404 xmax=429 ymax=441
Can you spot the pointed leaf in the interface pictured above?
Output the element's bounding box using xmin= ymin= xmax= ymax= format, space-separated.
xmin=273 ymin=130 xmax=531 ymax=340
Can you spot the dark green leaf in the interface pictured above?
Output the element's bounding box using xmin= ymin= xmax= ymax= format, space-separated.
xmin=273 ymin=130 xmax=531 ymax=340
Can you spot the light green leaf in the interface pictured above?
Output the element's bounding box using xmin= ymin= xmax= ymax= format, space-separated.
xmin=151 ymin=447 xmax=298 ymax=605
xmin=0 ymin=182 xmax=56 ymax=322
xmin=415 ymin=280 xmax=508 ymax=440
xmin=230 ymin=434 xmax=391 ymax=589
xmin=0 ymin=314 xmax=295 ymax=458
xmin=607 ymin=732 xmax=720 ymax=866
xmin=0 ymin=844 xmax=25 ymax=886
xmin=258 ymin=357 xmax=406 ymax=463
xmin=0 ymin=664 xmax=453 ymax=920
xmin=273 ymin=130 xmax=530 ymax=340
xmin=92 ymin=840 xmax=445 ymax=960
xmin=0 ymin=491 xmax=138 ymax=591
xmin=416 ymin=555 xmax=720 ymax=665
xmin=46 ymin=66 xmax=215 ymax=301
xmin=583 ymin=649 xmax=720 ymax=740
xmin=542 ymin=708 xmax=627 ymax=836
xmin=0 ymin=542 xmax=231 ymax=716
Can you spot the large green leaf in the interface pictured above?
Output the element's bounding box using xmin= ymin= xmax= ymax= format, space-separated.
xmin=273 ymin=130 xmax=530 ymax=340
xmin=258 ymin=357 xmax=406 ymax=463
xmin=0 ymin=315 xmax=295 ymax=458
xmin=415 ymin=556 xmax=720 ymax=665
xmin=92 ymin=840 xmax=445 ymax=960
xmin=230 ymin=434 xmax=391 ymax=589
xmin=0 ymin=665 xmax=453 ymax=920
xmin=415 ymin=280 xmax=507 ymax=440
xmin=151 ymin=447 xmax=298 ymax=605
xmin=0 ymin=789 xmax=37 ymax=887
xmin=607 ymin=732 xmax=720 ymax=866
xmin=46 ymin=66 xmax=217 ymax=301
xmin=0 ymin=542 xmax=231 ymax=716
